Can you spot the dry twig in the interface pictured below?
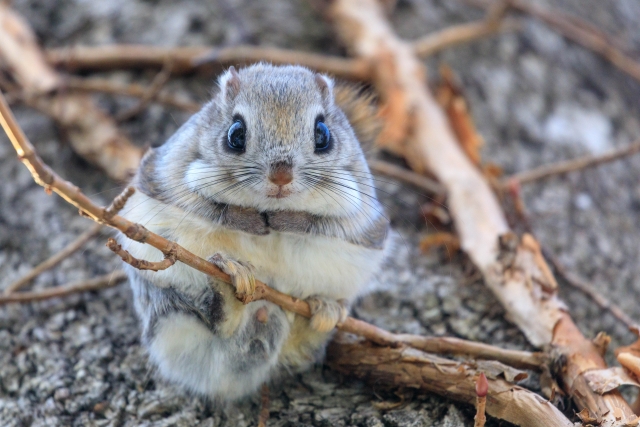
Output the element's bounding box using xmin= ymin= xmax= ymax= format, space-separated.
xmin=548 ymin=256 xmax=637 ymax=330
xmin=508 ymin=0 xmax=640 ymax=83
xmin=0 ymin=271 xmax=126 ymax=304
xmin=413 ymin=18 xmax=520 ymax=58
xmin=504 ymin=138 xmax=640 ymax=186
xmin=326 ymin=0 xmax=636 ymax=423
xmin=46 ymin=44 xmax=372 ymax=81
xmin=107 ymin=237 xmax=177 ymax=272
xmin=4 ymin=223 xmax=102 ymax=294
xmin=467 ymin=0 xmax=640 ymax=83
xmin=368 ymin=159 xmax=444 ymax=195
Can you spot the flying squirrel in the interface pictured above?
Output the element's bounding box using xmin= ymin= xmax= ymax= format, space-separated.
xmin=117 ymin=63 xmax=392 ymax=400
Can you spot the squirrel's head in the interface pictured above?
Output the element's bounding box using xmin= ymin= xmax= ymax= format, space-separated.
xmin=187 ymin=63 xmax=374 ymax=214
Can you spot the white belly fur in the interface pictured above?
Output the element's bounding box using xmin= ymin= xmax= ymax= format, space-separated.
xmin=119 ymin=193 xmax=385 ymax=302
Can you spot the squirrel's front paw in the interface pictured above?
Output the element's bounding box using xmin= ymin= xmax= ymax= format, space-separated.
xmin=208 ymin=253 xmax=256 ymax=296
xmin=306 ymin=296 xmax=348 ymax=333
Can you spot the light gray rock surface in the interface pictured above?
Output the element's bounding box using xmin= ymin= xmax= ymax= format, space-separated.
xmin=1 ymin=0 xmax=639 ymax=425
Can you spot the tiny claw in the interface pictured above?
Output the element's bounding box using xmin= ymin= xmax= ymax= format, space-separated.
xmin=307 ymin=297 xmax=348 ymax=333
xmin=208 ymin=253 xmax=256 ymax=296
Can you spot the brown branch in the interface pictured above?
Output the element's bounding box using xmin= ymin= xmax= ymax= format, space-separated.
xmin=63 ymin=77 xmax=200 ymax=112
xmin=0 ymin=3 xmax=143 ymax=181
xmin=0 ymin=271 xmax=126 ymax=304
xmin=393 ymin=334 xmax=544 ymax=371
xmin=4 ymin=222 xmax=103 ymax=294
xmin=46 ymin=44 xmax=373 ymax=81
xmin=368 ymin=159 xmax=445 ymax=195
xmin=413 ymin=17 xmax=521 ymax=57
xmin=504 ymin=138 xmax=640 ymax=186
xmin=327 ymin=334 xmax=573 ymax=427
xmin=115 ymin=60 xmax=174 ymax=122
xmin=326 ymin=0 xmax=636 ymax=423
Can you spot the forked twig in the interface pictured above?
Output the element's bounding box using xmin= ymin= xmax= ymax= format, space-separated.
xmin=107 ymin=237 xmax=177 ymax=272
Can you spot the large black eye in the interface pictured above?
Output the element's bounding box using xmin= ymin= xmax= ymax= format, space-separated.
xmin=227 ymin=119 xmax=246 ymax=152
xmin=314 ymin=119 xmax=331 ymax=153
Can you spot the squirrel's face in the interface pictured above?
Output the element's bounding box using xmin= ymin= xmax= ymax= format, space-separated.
xmin=187 ymin=64 xmax=373 ymax=216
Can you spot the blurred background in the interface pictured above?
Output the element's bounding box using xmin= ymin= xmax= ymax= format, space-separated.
xmin=1 ymin=0 xmax=640 ymax=425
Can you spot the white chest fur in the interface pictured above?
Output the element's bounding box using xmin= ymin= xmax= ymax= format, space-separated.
xmin=119 ymin=193 xmax=385 ymax=301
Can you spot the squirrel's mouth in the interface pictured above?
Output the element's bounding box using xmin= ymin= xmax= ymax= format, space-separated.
xmin=266 ymin=186 xmax=292 ymax=199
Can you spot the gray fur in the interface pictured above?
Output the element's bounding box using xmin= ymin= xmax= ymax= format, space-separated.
xmin=120 ymin=63 xmax=390 ymax=401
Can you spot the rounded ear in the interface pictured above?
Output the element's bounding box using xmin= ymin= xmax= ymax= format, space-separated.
xmin=314 ymin=73 xmax=334 ymax=104
xmin=219 ymin=66 xmax=241 ymax=101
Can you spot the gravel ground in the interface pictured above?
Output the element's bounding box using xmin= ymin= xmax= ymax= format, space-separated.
xmin=1 ymin=0 xmax=639 ymax=426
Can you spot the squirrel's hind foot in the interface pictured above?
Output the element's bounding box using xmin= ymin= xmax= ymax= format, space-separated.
xmin=208 ymin=253 xmax=256 ymax=296
xmin=306 ymin=296 xmax=348 ymax=333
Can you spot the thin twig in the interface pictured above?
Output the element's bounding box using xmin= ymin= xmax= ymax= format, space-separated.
xmin=413 ymin=18 xmax=521 ymax=57
xmin=368 ymin=159 xmax=445 ymax=195
xmin=46 ymin=45 xmax=373 ymax=81
xmin=504 ymin=138 xmax=640 ymax=186
xmin=4 ymin=222 xmax=102 ymax=294
xmin=467 ymin=0 xmax=640 ymax=83
xmin=63 ymin=77 xmax=200 ymax=112
xmin=395 ymin=334 xmax=543 ymax=370
xmin=547 ymin=255 xmax=637 ymax=330
xmin=0 ymin=271 xmax=126 ymax=304
xmin=103 ymin=186 xmax=135 ymax=220
xmin=116 ymin=60 xmax=173 ymax=122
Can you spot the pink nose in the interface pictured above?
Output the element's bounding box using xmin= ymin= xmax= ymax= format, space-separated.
xmin=269 ymin=165 xmax=293 ymax=186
